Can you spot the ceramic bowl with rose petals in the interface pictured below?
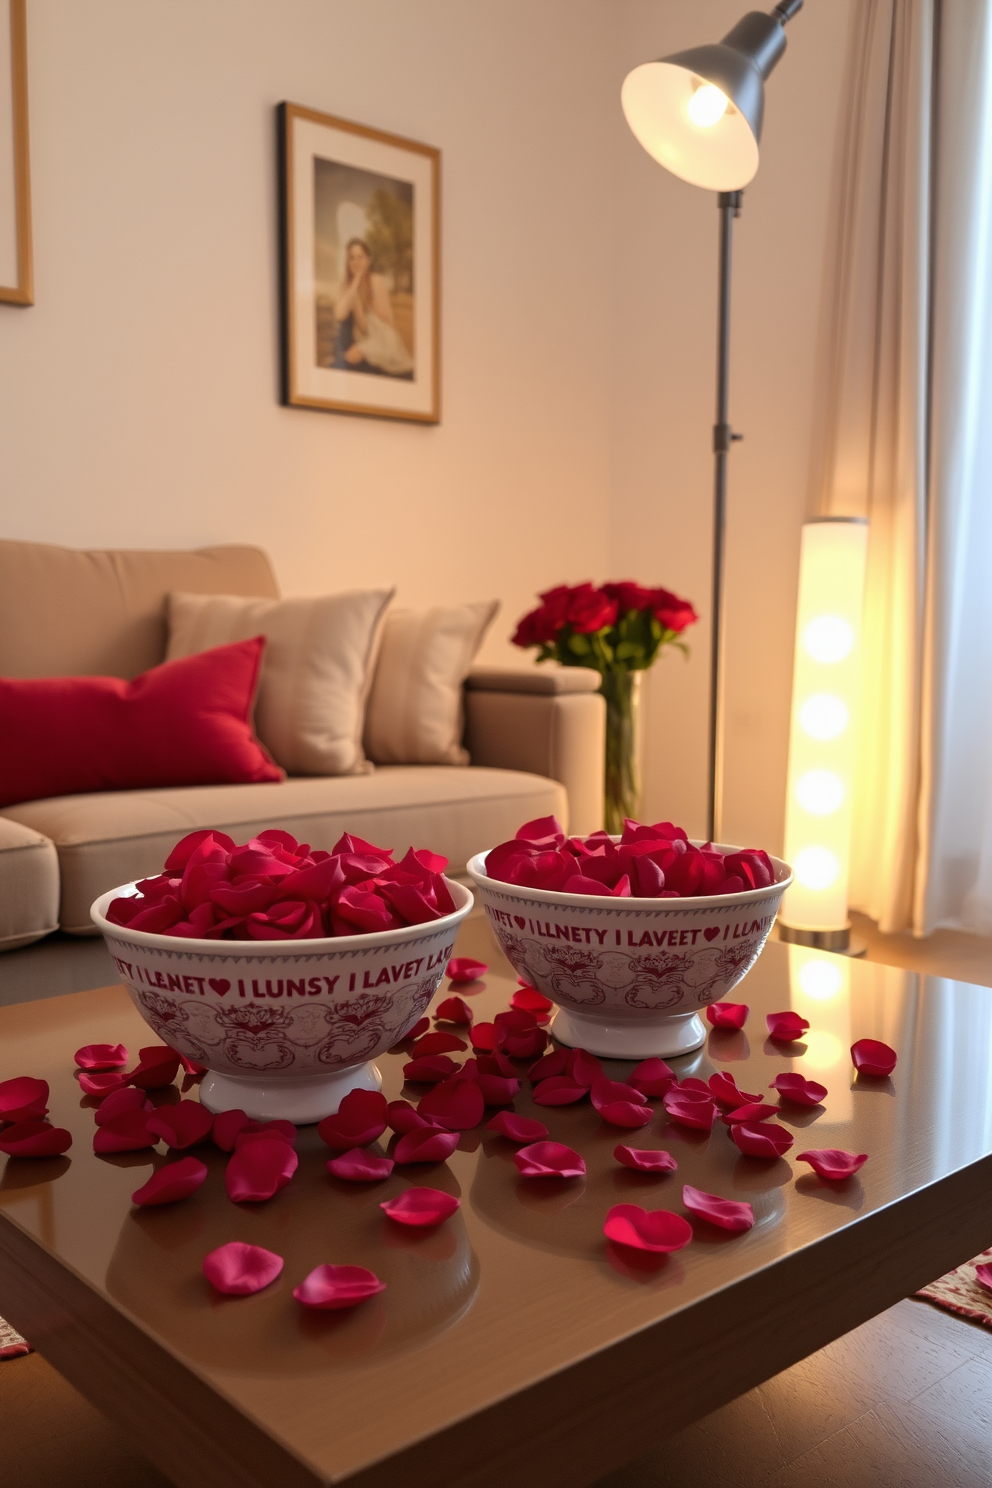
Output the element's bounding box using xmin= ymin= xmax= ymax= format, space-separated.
xmin=467 ymin=841 xmax=791 ymax=1059
xmin=91 ymin=880 xmax=473 ymax=1123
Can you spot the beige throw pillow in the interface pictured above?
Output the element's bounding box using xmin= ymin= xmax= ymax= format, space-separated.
xmin=167 ymin=589 xmax=394 ymax=776
xmin=364 ymin=600 xmax=499 ymax=766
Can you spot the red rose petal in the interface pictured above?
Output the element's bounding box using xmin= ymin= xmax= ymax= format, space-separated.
xmin=225 ymin=1138 xmax=298 ymax=1202
xmin=318 ymin=1089 xmax=388 ymax=1149
xmin=973 ymin=1263 xmax=992 ymax=1295
xmin=678 ymin=1077 xmax=712 ymax=1096
xmin=591 ymin=1079 xmax=647 ymax=1112
xmin=128 ymin=1046 xmax=182 ymax=1090
xmin=0 ymin=1121 xmax=72 ymax=1157
xmin=662 ymin=1088 xmax=717 ymax=1132
xmin=770 ymin=1072 xmax=828 ymax=1107
xmin=446 ymin=957 xmax=488 ymax=984
xmin=796 ymin=1148 xmax=867 ymax=1180
xmin=599 ymin=1101 xmax=654 ymax=1129
xmin=212 ymin=1108 xmax=250 ymax=1151
xmin=628 ymin=1058 xmax=676 ymax=1098
xmin=851 ymin=1039 xmax=897 ymax=1077
xmin=393 ymin=1128 xmax=460 ymax=1164
xmin=766 ymin=1011 xmax=810 ymax=1042
xmin=513 ymin=1140 xmax=586 ymax=1178
xmin=707 ymin=1072 xmax=760 ymax=1107
xmin=234 ymin=1120 xmax=297 ymax=1148
xmin=0 ymin=1076 xmax=49 ymax=1120
xmin=721 ymin=1102 xmax=781 ymax=1126
xmin=386 ymin=1099 xmax=438 ymax=1135
xmin=528 ymin=1048 xmax=570 ymax=1082
xmin=568 ymin=1049 xmax=604 ymax=1088
xmin=380 ymin=1188 xmax=460 ymax=1226
xmin=614 ymin=1145 xmax=678 ymax=1172
xmin=410 ymin=1031 xmax=468 ymax=1056
xmin=293 ymin=1264 xmax=386 ymax=1310
xmin=603 ymin=1203 xmax=692 ymax=1253
xmin=500 ymin=1027 xmax=548 ymax=1059
xmin=74 ymin=1043 xmax=129 ymax=1071
xmin=418 ymin=1078 xmax=485 ymax=1131
xmin=476 ymin=1050 xmax=517 ymax=1078
xmin=146 ymin=1100 xmax=214 ymax=1150
xmin=177 ymin=1054 xmax=207 ymax=1076
xmin=403 ymin=1055 xmax=460 ymax=1084
xmin=327 ymin=1149 xmax=395 ymax=1181
xmin=682 ymin=1184 xmax=754 ymax=1232
xmin=403 ymin=1017 xmax=431 ymax=1043
xmin=78 ymin=1071 xmax=129 ymax=1098
xmin=203 ymin=1241 xmax=284 ymax=1296
xmin=706 ymin=1002 xmax=749 ymax=1030
xmin=731 ymin=1120 xmax=795 ymax=1158
xmin=131 ymin=1156 xmax=208 ymax=1205
xmin=511 ymin=985 xmax=553 ymax=1017
xmin=485 ymin=1112 xmax=550 ymax=1143
xmin=94 ymin=1087 xmax=152 ymax=1126
xmin=532 ymin=1075 xmax=589 ymax=1106
xmin=476 ymin=1074 xmax=521 ymax=1106
xmin=435 ymin=996 xmax=474 ymax=1025
xmin=93 ymin=1111 xmax=158 ymax=1154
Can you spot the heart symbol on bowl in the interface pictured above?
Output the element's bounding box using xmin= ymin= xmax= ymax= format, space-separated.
xmin=208 ymin=978 xmax=231 ymax=994
xmin=514 ymin=916 xmax=527 ymax=929
xmin=704 ymin=927 xmax=721 ymax=942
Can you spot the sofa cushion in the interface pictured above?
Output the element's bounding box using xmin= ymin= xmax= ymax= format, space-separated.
xmin=0 ymin=817 xmax=60 ymax=950
xmin=0 ymin=540 xmax=278 ymax=680
xmin=3 ymin=768 xmax=567 ymax=935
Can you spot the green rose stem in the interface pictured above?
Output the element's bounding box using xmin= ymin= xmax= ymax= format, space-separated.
xmin=601 ymin=669 xmax=641 ymax=835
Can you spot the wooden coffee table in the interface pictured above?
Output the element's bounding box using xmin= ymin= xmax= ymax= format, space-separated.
xmin=2 ymin=940 xmax=991 ymax=1488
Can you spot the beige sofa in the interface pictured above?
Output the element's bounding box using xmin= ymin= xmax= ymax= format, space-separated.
xmin=0 ymin=540 xmax=605 ymax=950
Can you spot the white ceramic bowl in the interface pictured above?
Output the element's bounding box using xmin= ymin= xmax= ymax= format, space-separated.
xmin=467 ymin=844 xmax=791 ymax=1059
xmin=91 ymin=881 xmax=473 ymax=1123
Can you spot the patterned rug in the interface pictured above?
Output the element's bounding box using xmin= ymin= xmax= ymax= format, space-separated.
xmin=916 ymin=1247 xmax=992 ymax=1329
xmin=0 ymin=1314 xmax=31 ymax=1359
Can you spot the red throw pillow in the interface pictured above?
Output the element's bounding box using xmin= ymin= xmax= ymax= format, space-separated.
xmin=0 ymin=637 xmax=284 ymax=807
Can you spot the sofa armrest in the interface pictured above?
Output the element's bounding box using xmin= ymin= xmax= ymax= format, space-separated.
xmin=464 ymin=668 xmax=605 ymax=835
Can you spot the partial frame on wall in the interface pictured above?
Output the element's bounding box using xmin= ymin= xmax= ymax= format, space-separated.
xmin=0 ymin=0 xmax=31 ymax=306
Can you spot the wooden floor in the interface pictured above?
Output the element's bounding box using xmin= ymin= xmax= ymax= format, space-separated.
xmin=3 ymin=914 xmax=992 ymax=1488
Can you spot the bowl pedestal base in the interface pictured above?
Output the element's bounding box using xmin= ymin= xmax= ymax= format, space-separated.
xmin=199 ymin=1062 xmax=381 ymax=1125
xmin=551 ymin=1007 xmax=706 ymax=1061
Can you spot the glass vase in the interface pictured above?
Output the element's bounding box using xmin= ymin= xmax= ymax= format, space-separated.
xmin=601 ymin=670 xmax=642 ymax=835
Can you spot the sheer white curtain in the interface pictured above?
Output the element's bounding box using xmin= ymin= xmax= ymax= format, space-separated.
xmin=814 ymin=0 xmax=992 ymax=934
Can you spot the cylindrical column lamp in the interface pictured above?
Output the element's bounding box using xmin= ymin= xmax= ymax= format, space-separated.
xmin=778 ymin=517 xmax=868 ymax=953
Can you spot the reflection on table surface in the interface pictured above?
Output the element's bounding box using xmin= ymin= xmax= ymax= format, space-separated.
xmin=2 ymin=941 xmax=992 ymax=1484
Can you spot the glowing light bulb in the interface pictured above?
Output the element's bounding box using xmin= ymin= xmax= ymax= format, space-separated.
xmin=798 ymin=959 xmax=843 ymax=1000
xmin=804 ymin=615 xmax=854 ymax=664
xmin=796 ymin=770 xmax=845 ymax=816
xmin=687 ymin=84 xmax=729 ymax=128
xmin=799 ymin=693 xmax=849 ymax=741
xmin=794 ymin=846 xmax=839 ymax=891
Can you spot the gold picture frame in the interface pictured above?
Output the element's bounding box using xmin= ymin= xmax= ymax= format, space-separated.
xmin=279 ymin=102 xmax=440 ymax=423
xmin=0 ymin=0 xmax=32 ymax=306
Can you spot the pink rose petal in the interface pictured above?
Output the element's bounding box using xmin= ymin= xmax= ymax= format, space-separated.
xmin=78 ymin=1071 xmax=129 ymax=1098
xmin=234 ymin=1119 xmax=296 ymax=1148
xmin=225 ymin=1138 xmax=298 ymax=1202
xmin=0 ymin=1076 xmax=49 ymax=1122
xmin=293 ymin=1264 xmax=386 ymax=1310
xmin=721 ymin=1102 xmax=780 ymax=1126
xmin=74 ymin=1043 xmax=129 ymax=1071
xmin=403 ymin=1055 xmax=460 ymax=1084
xmin=614 ymin=1145 xmax=677 ymax=1173
xmin=212 ymin=1108 xmax=250 ymax=1151
xmin=851 ymin=1039 xmax=897 ymax=1077
xmin=662 ymin=1088 xmax=717 ymax=1132
xmin=327 ymin=1149 xmax=395 ymax=1181
xmin=446 ymin=957 xmax=488 ymax=984
xmin=708 ymin=1071 xmax=761 ymax=1108
xmin=0 ymin=1121 xmax=72 ymax=1157
xmin=603 ymin=1203 xmax=693 ymax=1253
xmin=770 ymin=1073 xmax=828 ymax=1107
xmin=677 ymin=1077 xmax=712 ymax=1096
xmin=417 ymin=1078 xmax=485 ymax=1131
xmin=485 ymin=1112 xmax=550 ymax=1143
xmin=317 ymin=1089 xmax=388 ymax=1149
xmin=94 ymin=1087 xmax=152 ymax=1126
xmin=528 ymin=1048 xmax=570 ymax=1082
xmin=973 ymin=1263 xmax=992 ymax=1295
xmin=796 ymin=1148 xmax=867 ymax=1180
xmin=591 ymin=1079 xmax=647 ymax=1113
xmin=93 ymin=1111 xmax=158 ymax=1154
xmin=706 ymin=1002 xmax=749 ymax=1030
xmin=628 ymin=1058 xmax=676 ymax=1098
xmin=766 ymin=1011 xmax=810 ymax=1042
xmin=566 ymin=1048 xmax=603 ymax=1088
xmin=380 ymin=1187 xmax=460 ymax=1226
xmin=682 ymin=1184 xmax=754 ymax=1233
xmin=599 ymin=1101 xmax=653 ymax=1129
xmin=532 ymin=1075 xmax=589 ymax=1107
xmin=410 ymin=1031 xmax=468 ymax=1057
xmin=393 ymin=1127 xmax=460 ymax=1164
xmin=511 ymin=985 xmax=553 ymax=1017
xmin=435 ymin=996 xmax=473 ymax=1025
xmin=131 ymin=1156 xmax=208 ymax=1205
xmin=203 ymin=1241 xmax=284 ymax=1296
xmin=513 ymin=1141 xmax=586 ymax=1179
xmin=146 ymin=1100 xmax=214 ymax=1150
xmin=731 ymin=1120 xmax=795 ymax=1158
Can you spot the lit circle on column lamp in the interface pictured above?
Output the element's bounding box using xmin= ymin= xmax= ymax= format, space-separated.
xmin=795 ymin=770 xmax=845 ymax=816
xmin=793 ymin=846 xmax=839 ymax=891
xmin=798 ymin=959 xmax=843 ymax=1000
xmin=804 ymin=615 xmax=854 ymax=664
xmin=799 ymin=693 xmax=849 ymax=740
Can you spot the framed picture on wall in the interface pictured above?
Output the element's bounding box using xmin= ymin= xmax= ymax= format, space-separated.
xmin=278 ymin=103 xmax=440 ymax=423
xmin=0 ymin=0 xmax=32 ymax=306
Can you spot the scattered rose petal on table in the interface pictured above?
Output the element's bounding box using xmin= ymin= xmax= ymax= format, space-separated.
xmin=532 ymin=1075 xmax=589 ymax=1107
xmin=720 ymin=1102 xmax=780 ymax=1126
xmin=203 ymin=1241 xmax=284 ymax=1296
xmin=94 ymin=1088 xmax=152 ymax=1126
xmin=499 ymin=1028 xmax=548 ymax=1060
xmin=402 ymin=1017 xmax=431 ymax=1044
xmin=511 ymin=986 xmax=553 ymax=1018
xmin=614 ymin=1145 xmax=677 ymax=1173
xmin=317 ymin=1090 xmax=388 ymax=1149
xmin=568 ymin=1049 xmax=605 ymax=1088
xmin=851 ymin=1039 xmax=897 ymax=1077
xmin=708 ymin=1072 xmax=762 ymax=1108
xmin=469 ymin=1022 xmax=497 ymax=1052
xmin=678 ymin=1077 xmax=712 ymax=1096
xmin=591 ymin=1079 xmax=648 ymax=1113
xmin=435 ymin=996 xmax=474 ymax=1026
xmin=0 ymin=1076 xmax=50 ymax=1123
xmin=446 ymin=957 xmax=488 ymax=984
xmin=770 ymin=1073 xmax=828 ymax=1107
xmin=128 ymin=1046 xmax=182 ymax=1090
xmin=598 ymin=1102 xmax=653 ymax=1129
xmin=234 ymin=1120 xmax=297 ymax=1148
xmin=293 ymin=1264 xmax=386 ymax=1310
xmin=731 ymin=1121 xmax=794 ymax=1158
xmin=146 ymin=1100 xmax=214 ymax=1150
xmin=796 ymin=1148 xmax=867 ymax=1180
xmin=327 ymin=1149 xmax=395 ymax=1182
xmin=211 ymin=1108 xmax=250 ymax=1151
xmin=386 ymin=1100 xmax=439 ymax=1135
xmin=380 ymin=1188 xmax=460 ymax=1227
xmin=132 ymin=1156 xmax=208 ymax=1206
xmin=403 ymin=1055 xmax=460 ymax=1084
xmin=513 ymin=1141 xmax=586 ymax=1179
xmin=766 ymin=1011 xmax=810 ymax=1042
xmin=662 ymin=1088 xmax=717 ymax=1132
xmin=528 ymin=1048 xmax=570 ymax=1082
xmin=476 ymin=1051 xmax=517 ymax=1078
xmin=628 ymin=1058 xmax=676 ymax=1098
xmin=74 ymin=1043 xmax=128 ymax=1071
xmin=77 ymin=1071 xmax=128 ymax=1098
xmin=682 ymin=1185 xmax=754 ymax=1233
xmin=974 ymin=1263 xmax=992 ymax=1295
xmin=706 ymin=1002 xmax=749 ymax=1030
xmin=410 ymin=1031 xmax=468 ymax=1057
xmin=418 ymin=1078 xmax=485 ymax=1131
xmin=177 ymin=1054 xmax=206 ymax=1076
xmin=485 ymin=1112 xmax=549 ymax=1143
xmin=0 ymin=1121 xmax=72 ymax=1157
xmin=393 ymin=1128 xmax=460 ymax=1165
xmin=225 ymin=1138 xmax=298 ymax=1202
xmin=93 ymin=1111 xmax=158 ymax=1154
xmin=476 ymin=1074 xmax=521 ymax=1106
xmin=603 ymin=1203 xmax=693 ymax=1253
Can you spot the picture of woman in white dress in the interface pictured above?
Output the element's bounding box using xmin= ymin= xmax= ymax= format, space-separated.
xmin=332 ymin=238 xmax=414 ymax=378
